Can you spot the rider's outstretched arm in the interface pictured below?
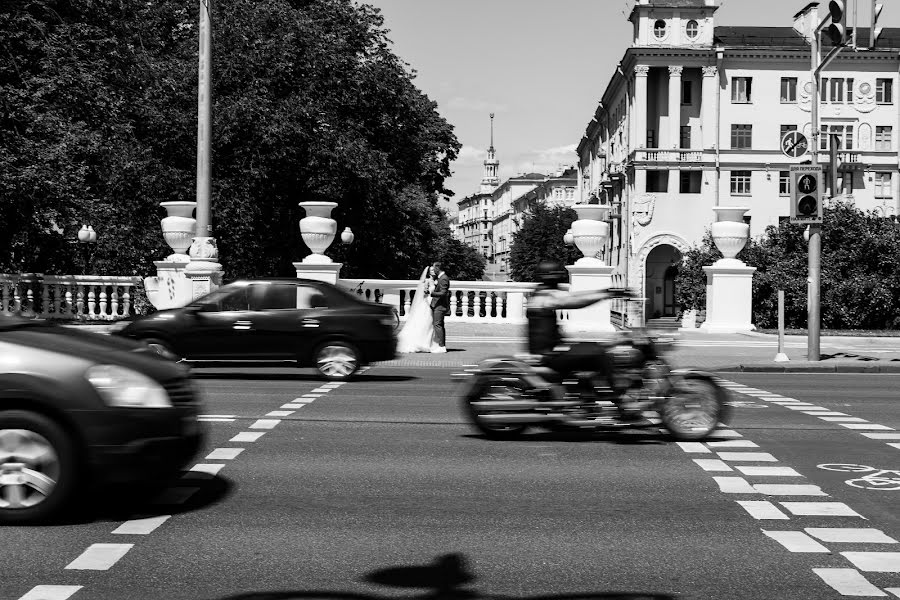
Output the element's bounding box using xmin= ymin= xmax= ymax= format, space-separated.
xmin=537 ymin=289 xmax=613 ymax=310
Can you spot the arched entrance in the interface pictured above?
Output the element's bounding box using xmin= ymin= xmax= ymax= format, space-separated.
xmin=645 ymin=244 xmax=682 ymax=320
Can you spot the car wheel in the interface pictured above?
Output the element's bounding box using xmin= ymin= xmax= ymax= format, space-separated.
xmin=0 ymin=410 xmax=78 ymax=524
xmin=314 ymin=342 xmax=359 ymax=381
xmin=142 ymin=337 xmax=181 ymax=361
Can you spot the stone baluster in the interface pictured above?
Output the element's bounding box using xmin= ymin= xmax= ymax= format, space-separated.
xmin=87 ymin=287 xmax=96 ymax=320
xmin=122 ymin=285 xmax=132 ymax=317
xmin=64 ymin=287 xmax=73 ymax=318
xmin=25 ymin=288 xmax=34 ymax=316
xmin=449 ymin=290 xmax=458 ymax=317
xmin=98 ymin=286 xmax=108 ymax=319
xmin=0 ymin=280 xmax=8 ymax=315
xmin=462 ymin=290 xmax=471 ymax=319
xmin=13 ymin=282 xmax=21 ymax=313
xmin=110 ymin=285 xmax=120 ymax=319
xmin=42 ymin=284 xmax=50 ymax=318
xmin=403 ymin=289 xmax=413 ymax=317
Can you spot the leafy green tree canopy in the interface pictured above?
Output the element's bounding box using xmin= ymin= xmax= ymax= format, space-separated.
xmin=508 ymin=203 xmax=580 ymax=282
xmin=0 ymin=0 xmax=461 ymax=280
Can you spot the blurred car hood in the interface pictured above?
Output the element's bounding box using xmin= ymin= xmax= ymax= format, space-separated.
xmin=0 ymin=318 xmax=188 ymax=379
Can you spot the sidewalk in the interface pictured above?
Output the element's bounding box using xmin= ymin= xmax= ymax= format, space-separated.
xmin=62 ymin=322 xmax=900 ymax=373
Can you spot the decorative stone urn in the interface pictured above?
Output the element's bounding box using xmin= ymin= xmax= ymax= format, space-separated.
xmin=160 ymin=201 xmax=197 ymax=263
xmin=299 ymin=201 xmax=338 ymax=264
xmin=570 ymin=204 xmax=610 ymax=266
xmin=711 ymin=206 xmax=750 ymax=266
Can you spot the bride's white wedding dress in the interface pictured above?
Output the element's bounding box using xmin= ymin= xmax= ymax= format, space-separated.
xmin=397 ymin=267 xmax=436 ymax=353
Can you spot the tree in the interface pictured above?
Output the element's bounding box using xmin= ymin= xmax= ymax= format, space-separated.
xmin=676 ymin=200 xmax=900 ymax=329
xmin=0 ymin=0 xmax=461 ymax=280
xmin=508 ymin=203 xmax=580 ymax=282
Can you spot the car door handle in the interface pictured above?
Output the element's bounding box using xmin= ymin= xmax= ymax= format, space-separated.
xmin=233 ymin=320 xmax=253 ymax=331
xmin=301 ymin=318 xmax=319 ymax=328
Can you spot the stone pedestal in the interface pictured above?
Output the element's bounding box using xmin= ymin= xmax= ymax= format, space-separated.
xmin=144 ymin=261 xmax=195 ymax=310
xmin=185 ymin=236 xmax=224 ymax=299
xmin=699 ymin=261 xmax=757 ymax=333
xmin=294 ymin=262 xmax=342 ymax=285
xmin=562 ymin=264 xmax=616 ymax=335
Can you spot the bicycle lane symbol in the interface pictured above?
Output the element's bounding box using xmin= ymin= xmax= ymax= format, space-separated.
xmin=818 ymin=463 xmax=900 ymax=491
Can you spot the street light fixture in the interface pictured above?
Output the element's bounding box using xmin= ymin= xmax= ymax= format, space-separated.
xmin=77 ymin=225 xmax=97 ymax=275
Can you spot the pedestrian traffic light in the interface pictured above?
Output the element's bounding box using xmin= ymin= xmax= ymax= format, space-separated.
xmin=790 ymin=167 xmax=824 ymax=224
xmin=828 ymin=0 xmax=849 ymax=46
xmin=871 ymin=0 xmax=884 ymax=49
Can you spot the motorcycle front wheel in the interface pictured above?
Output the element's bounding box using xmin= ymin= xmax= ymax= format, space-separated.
xmin=463 ymin=377 xmax=531 ymax=440
xmin=659 ymin=376 xmax=723 ymax=441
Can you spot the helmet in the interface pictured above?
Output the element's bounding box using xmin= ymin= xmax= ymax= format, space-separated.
xmin=535 ymin=260 xmax=567 ymax=288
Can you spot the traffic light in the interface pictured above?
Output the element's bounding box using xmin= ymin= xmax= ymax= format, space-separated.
xmin=790 ymin=168 xmax=824 ymax=224
xmin=828 ymin=0 xmax=849 ymax=46
xmin=871 ymin=0 xmax=884 ymax=49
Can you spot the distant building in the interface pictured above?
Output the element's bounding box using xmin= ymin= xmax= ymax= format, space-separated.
xmin=577 ymin=0 xmax=900 ymax=321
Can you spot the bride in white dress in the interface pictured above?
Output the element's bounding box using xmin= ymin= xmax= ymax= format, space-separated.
xmin=397 ymin=266 xmax=436 ymax=353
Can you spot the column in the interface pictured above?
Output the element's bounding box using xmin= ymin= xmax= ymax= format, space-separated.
xmin=892 ymin=170 xmax=900 ymax=215
xmin=668 ymin=66 xmax=683 ymax=149
xmin=701 ymin=66 xmax=718 ymax=150
xmin=634 ymin=65 xmax=649 ymax=149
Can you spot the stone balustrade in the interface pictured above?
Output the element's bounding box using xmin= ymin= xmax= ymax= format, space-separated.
xmin=0 ymin=274 xmax=142 ymax=321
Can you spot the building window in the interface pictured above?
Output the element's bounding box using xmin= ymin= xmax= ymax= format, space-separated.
xmin=780 ymin=124 xmax=798 ymax=144
xmin=646 ymin=170 xmax=668 ymax=193
xmin=685 ymin=19 xmax=699 ymax=39
xmin=679 ymin=171 xmax=701 ymax=194
xmin=877 ymin=79 xmax=894 ymax=104
xmin=731 ymin=124 xmax=752 ymax=149
xmin=681 ymin=80 xmax=693 ymax=105
xmin=647 ymin=129 xmax=656 ymax=148
xmin=680 ymin=126 xmax=691 ymax=149
xmin=732 ymin=77 xmax=752 ymax=103
xmin=730 ymin=170 xmax=751 ymax=195
xmin=780 ymin=78 xmax=797 ymax=103
xmin=876 ymin=126 xmax=893 ymax=151
xmin=875 ymin=172 xmax=892 ymax=198
xmin=779 ymin=171 xmax=791 ymax=196
xmin=820 ymin=78 xmax=855 ymax=103
xmin=653 ymin=19 xmax=667 ymax=39
xmin=820 ymin=124 xmax=854 ymax=150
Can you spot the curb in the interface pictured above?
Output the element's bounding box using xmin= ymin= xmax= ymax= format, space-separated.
xmin=718 ymin=363 xmax=900 ymax=373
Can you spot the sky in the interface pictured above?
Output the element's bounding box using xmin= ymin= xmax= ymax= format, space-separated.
xmin=363 ymin=0 xmax=900 ymax=212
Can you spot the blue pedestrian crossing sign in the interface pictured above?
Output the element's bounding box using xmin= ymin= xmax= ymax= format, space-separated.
xmin=781 ymin=131 xmax=809 ymax=158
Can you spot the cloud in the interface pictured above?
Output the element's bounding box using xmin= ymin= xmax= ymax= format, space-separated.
xmin=511 ymin=143 xmax=578 ymax=174
xmin=445 ymin=97 xmax=509 ymax=113
xmin=454 ymin=145 xmax=486 ymax=165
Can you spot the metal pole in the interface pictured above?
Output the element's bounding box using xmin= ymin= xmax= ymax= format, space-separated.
xmin=852 ymin=0 xmax=858 ymax=48
xmin=196 ymin=0 xmax=212 ymax=236
xmin=808 ymin=21 xmax=822 ymax=362
xmin=775 ymin=290 xmax=789 ymax=362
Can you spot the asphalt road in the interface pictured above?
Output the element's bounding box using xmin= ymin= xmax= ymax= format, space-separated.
xmin=3 ymin=365 xmax=900 ymax=600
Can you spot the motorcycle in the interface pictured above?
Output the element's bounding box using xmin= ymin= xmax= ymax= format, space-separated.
xmin=453 ymin=329 xmax=731 ymax=441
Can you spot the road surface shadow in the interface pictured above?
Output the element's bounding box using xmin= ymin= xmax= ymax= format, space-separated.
xmin=190 ymin=369 xmax=417 ymax=383
xmin=61 ymin=473 xmax=234 ymax=524
xmin=211 ymin=553 xmax=675 ymax=600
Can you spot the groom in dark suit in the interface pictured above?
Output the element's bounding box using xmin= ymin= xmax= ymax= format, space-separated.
xmin=429 ymin=261 xmax=450 ymax=353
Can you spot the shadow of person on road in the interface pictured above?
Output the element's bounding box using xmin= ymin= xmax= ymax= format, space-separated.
xmin=210 ymin=552 xmax=676 ymax=600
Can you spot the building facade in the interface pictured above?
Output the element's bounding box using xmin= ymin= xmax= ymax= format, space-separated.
xmin=578 ymin=0 xmax=900 ymax=321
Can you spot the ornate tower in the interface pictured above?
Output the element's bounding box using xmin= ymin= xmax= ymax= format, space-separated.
xmin=479 ymin=113 xmax=501 ymax=194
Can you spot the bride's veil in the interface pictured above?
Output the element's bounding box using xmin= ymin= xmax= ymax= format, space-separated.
xmin=412 ymin=265 xmax=430 ymax=304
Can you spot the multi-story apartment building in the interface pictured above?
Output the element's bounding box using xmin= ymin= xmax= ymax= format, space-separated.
xmin=578 ymin=0 xmax=900 ymax=321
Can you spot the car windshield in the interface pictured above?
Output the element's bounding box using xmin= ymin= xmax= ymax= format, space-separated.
xmin=191 ymin=282 xmax=250 ymax=307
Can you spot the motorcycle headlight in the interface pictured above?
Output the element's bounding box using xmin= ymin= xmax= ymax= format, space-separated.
xmin=85 ymin=364 xmax=172 ymax=408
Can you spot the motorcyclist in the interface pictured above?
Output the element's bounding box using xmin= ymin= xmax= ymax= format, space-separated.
xmin=526 ymin=259 xmax=639 ymax=418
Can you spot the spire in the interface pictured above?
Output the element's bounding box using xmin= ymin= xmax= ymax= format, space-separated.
xmin=480 ymin=113 xmax=500 ymax=194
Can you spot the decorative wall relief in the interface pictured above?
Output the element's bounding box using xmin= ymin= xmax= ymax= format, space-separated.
xmin=854 ymin=80 xmax=877 ymax=113
xmin=799 ymin=80 xmax=813 ymax=113
xmin=630 ymin=193 xmax=657 ymax=255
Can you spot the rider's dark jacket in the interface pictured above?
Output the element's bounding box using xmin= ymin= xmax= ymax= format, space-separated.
xmin=526 ymin=289 xmax=562 ymax=355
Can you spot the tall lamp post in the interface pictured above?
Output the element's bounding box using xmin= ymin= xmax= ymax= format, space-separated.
xmin=77 ymin=225 xmax=97 ymax=275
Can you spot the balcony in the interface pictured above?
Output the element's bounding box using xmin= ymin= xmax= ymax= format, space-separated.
xmin=634 ymin=149 xmax=708 ymax=163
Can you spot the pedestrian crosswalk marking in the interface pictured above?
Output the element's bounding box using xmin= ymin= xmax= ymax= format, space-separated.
xmin=707 ymin=440 xmax=759 ymax=448
xmin=735 ymin=466 xmax=802 ymax=477
xmin=840 ymin=552 xmax=900 ymax=573
xmin=819 ymin=416 xmax=868 ymax=422
xmin=230 ymin=431 xmax=265 ymax=442
xmin=762 ymin=530 xmax=829 ymax=553
xmin=736 ymin=500 xmax=789 ymax=520
xmin=714 ymin=476 xmax=756 ymax=493
xmin=717 ymin=451 xmax=778 ymax=462
xmin=813 ymin=568 xmax=887 ymax=597
xmin=18 ymin=585 xmax=83 ymax=600
xmin=780 ymin=502 xmax=863 ymax=517
xmin=206 ymin=448 xmax=243 ymax=460
xmin=806 ymin=528 xmax=899 ymax=544
xmin=840 ymin=423 xmax=894 ymax=430
xmin=753 ymin=484 xmax=827 ymax=496
xmin=676 ymin=442 xmax=710 ymax=453
xmin=112 ymin=515 xmax=171 ymax=535
xmin=693 ymin=459 xmax=732 ymax=472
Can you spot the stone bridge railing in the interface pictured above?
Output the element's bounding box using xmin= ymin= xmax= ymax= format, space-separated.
xmin=0 ymin=274 xmax=142 ymax=321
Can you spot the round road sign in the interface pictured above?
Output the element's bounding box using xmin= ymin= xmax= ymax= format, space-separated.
xmin=781 ymin=131 xmax=809 ymax=158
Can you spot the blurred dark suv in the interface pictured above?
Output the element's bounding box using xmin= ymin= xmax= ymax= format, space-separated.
xmin=115 ymin=279 xmax=398 ymax=380
xmin=0 ymin=316 xmax=204 ymax=524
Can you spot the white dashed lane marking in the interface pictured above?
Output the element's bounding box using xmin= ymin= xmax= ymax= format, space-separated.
xmin=111 ymin=515 xmax=171 ymax=535
xmin=707 ymin=440 xmax=759 ymax=448
xmin=841 ymin=552 xmax=900 ymax=573
xmin=862 ymin=433 xmax=900 ymax=440
xmin=65 ymin=544 xmax=133 ymax=570
xmin=693 ymin=459 xmax=732 ymax=472
xmin=717 ymin=452 xmax=778 ymax=462
xmin=18 ymin=586 xmax=83 ymax=600
xmin=187 ymin=463 xmax=225 ymax=477
xmin=813 ymin=568 xmax=888 ymax=597
xmin=676 ymin=442 xmax=709 ymax=453
xmin=266 ymin=411 xmax=295 ymax=417
xmin=735 ymin=466 xmax=803 ymax=477
xmin=206 ymin=448 xmax=244 ymax=460
xmin=230 ymin=431 xmax=266 ymax=442
xmin=249 ymin=419 xmax=280 ymax=430
xmin=840 ymin=423 xmax=895 ymax=431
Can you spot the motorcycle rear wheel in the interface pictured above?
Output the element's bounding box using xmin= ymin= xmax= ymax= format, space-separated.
xmin=659 ymin=377 xmax=722 ymax=441
xmin=464 ymin=378 xmax=531 ymax=440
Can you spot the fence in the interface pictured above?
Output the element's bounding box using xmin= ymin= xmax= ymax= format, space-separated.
xmin=0 ymin=274 xmax=142 ymax=321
